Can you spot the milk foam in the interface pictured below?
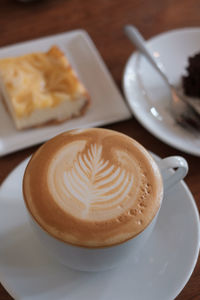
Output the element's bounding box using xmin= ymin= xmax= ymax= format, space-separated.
xmin=23 ymin=128 xmax=163 ymax=247
xmin=48 ymin=142 xmax=134 ymax=220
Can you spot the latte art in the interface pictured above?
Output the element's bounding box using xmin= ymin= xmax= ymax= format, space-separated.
xmin=23 ymin=128 xmax=163 ymax=247
xmin=48 ymin=143 xmax=134 ymax=220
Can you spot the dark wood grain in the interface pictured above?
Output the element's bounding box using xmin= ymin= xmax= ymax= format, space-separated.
xmin=0 ymin=0 xmax=199 ymax=299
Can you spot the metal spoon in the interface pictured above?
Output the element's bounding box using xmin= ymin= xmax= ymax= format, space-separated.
xmin=124 ymin=25 xmax=200 ymax=133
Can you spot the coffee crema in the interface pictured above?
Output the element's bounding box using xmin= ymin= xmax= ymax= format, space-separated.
xmin=23 ymin=128 xmax=163 ymax=247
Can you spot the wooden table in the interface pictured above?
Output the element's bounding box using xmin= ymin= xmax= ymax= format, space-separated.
xmin=0 ymin=0 xmax=199 ymax=299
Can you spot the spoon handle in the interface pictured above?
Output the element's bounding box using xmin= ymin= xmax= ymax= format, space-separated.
xmin=124 ymin=25 xmax=170 ymax=86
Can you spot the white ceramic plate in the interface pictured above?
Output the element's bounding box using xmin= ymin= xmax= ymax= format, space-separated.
xmin=123 ymin=27 xmax=200 ymax=156
xmin=0 ymin=154 xmax=199 ymax=300
xmin=0 ymin=29 xmax=131 ymax=156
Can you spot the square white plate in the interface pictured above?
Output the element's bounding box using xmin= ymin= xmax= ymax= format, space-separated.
xmin=0 ymin=29 xmax=131 ymax=156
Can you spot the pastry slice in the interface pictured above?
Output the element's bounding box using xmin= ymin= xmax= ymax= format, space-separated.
xmin=0 ymin=45 xmax=90 ymax=130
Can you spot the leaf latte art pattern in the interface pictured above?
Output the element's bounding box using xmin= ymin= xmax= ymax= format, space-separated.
xmin=63 ymin=144 xmax=134 ymax=214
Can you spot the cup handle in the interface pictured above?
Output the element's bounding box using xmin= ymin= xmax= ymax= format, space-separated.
xmin=156 ymin=156 xmax=188 ymax=192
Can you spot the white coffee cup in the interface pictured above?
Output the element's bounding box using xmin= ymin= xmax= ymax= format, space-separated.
xmin=25 ymin=155 xmax=188 ymax=272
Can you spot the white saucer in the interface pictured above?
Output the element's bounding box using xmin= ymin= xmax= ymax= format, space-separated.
xmin=123 ymin=27 xmax=200 ymax=156
xmin=0 ymin=155 xmax=199 ymax=300
xmin=0 ymin=29 xmax=131 ymax=156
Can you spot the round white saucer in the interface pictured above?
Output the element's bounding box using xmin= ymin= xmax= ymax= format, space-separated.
xmin=123 ymin=27 xmax=200 ymax=156
xmin=0 ymin=156 xmax=199 ymax=300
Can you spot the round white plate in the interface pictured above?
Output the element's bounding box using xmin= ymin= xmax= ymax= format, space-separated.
xmin=123 ymin=27 xmax=200 ymax=156
xmin=0 ymin=156 xmax=199 ymax=300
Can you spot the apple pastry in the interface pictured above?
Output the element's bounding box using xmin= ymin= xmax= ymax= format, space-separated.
xmin=0 ymin=45 xmax=90 ymax=129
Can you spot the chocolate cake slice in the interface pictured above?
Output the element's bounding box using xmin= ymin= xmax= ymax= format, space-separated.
xmin=182 ymin=52 xmax=200 ymax=98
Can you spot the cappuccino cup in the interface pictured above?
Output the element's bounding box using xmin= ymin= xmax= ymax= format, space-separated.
xmin=23 ymin=128 xmax=188 ymax=271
